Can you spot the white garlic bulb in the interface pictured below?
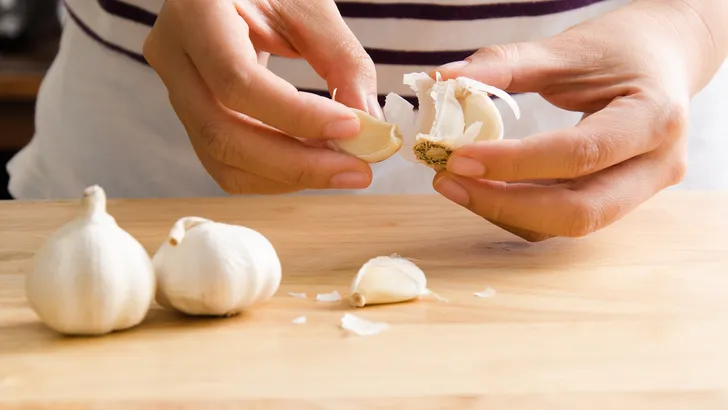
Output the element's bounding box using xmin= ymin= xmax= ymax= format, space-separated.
xmin=152 ymin=217 xmax=282 ymax=316
xmin=328 ymin=108 xmax=404 ymax=163
xmin=383 ymin=72 xmax=521 ymax=169
xmin=25 ymin=185 xmax=156 ymax=336
xmin=348 ymin=255 xmax=444 ymax=307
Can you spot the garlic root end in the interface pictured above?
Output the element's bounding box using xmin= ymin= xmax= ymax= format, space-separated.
xmin=349 ymin=292 xmax=366 ymax=308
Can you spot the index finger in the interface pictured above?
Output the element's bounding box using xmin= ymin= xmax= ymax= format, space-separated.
xmin=176 ymin=0 xmax=361 ymax=140
xmin=447 ymin=95 xmax=674 ymax=182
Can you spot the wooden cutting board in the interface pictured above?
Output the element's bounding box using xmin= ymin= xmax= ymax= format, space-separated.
xmin=1 ymin=192 xmax=727 ymax=409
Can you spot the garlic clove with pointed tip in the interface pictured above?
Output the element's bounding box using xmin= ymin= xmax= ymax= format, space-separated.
xmin=152 ymin=217 xmax=281 ymax=317
xmin=348 ymin=255 xmax=444 ymax=308
xmin=328 ymin=109 xmax=404 ymax=163
xmin=25 ymin=185 xmax=156 ymax=336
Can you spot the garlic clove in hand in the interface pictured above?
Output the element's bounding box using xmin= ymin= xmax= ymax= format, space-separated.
xmin=328 ymin=108 xmax=404 ymax=163
xmin=25 ymin=185 xmax=156 ymax=336
xmin=348 ymin=255 xmax=443 ymax=308
xmin=382 ymin=71 xmax=521 ymax=169
xmin=152 ymin=217 xmax=282 ymax=317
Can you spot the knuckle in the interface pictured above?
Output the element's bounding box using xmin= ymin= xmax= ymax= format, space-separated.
xmin=215 ymin=172 xmax=250 ymax=195
xmin=568 ymin=132 xmax=603 ymax=176
xmin=142 ymin=33 xmax=160 ymax=67
xmin=198 ymin=120 xmax=241 ymax=165
xmin=289 ymin=160 xmax=315 ymax=187
xmin=643 ymin=93 xmax=689 ymax=145
xmin=566 ymin=198 xmax=604 ymax=237
xmin=217 ymin=69 xmax=253 ymax=110
xmin=667 ymin=155 xmax=688 ymax=186
xmin=473 ymin=43 xmax=519 ymax=63
xmin=660 ymin=101 xmax=689 ymax=141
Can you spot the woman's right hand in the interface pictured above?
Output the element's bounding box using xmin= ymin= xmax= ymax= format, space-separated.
xmin=143 ymin=0 xmax=380 ymax=194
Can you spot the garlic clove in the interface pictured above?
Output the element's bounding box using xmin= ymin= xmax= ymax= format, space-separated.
xmin=328 ymin=109 xmax=404 ymax=163
xmin=25 ymin=185 xmax=156 ymax=336
xmin=393 ymin=72 xmax=520 ymax=169
xmin=461 ymin=91 xmax=504 ymax=143
xmin=348 ymin=255 xmax=443 ymax=307
xmin=152 ymin=217 xmax=282 ymax=317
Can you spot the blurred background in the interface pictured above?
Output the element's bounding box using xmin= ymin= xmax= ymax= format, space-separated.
xmin=0 ymin=0 xmax=62 ymax=199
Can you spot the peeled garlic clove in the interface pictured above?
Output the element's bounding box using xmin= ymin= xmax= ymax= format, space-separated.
xmin=461 ymin=92 xmax=504 ymax=142
xmin=387 ymin=72 xmax=520 ymax=169
xmin=25 ymin=185 xmax=156 ymax=336
xmin=152 ymin=217 xmax=282 ymax=317
xmin=348 ymin=255 xmax=441 ymax=307
xmin=328 ymin=109 xmax=404 ymax=163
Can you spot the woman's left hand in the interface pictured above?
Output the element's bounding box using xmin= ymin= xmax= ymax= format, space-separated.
xmin=432 ymin=0 xmax=726 ymax=242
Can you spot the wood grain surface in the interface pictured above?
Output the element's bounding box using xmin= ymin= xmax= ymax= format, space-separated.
xmin=0 ymin=192 xmax=727 ymax=409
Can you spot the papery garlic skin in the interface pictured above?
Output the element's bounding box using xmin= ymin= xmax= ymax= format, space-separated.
xmin=328 ymin=109 xmax=404 ymax=163
xmin=349 ymin=255 xmax=440 ymax=307
xmin=382 ymin=72 xmax=521 ymax=169
xmin=152 ymin=217 xmax=281 ymax=317
xmin=25 ymin=185 xmax=156 ymax=336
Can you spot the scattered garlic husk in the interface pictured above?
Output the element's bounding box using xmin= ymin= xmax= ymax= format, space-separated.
xmin=292 ymin=316 xmax=307 ymax=324
xmin=25 ymin=185 xmax=156 ymax=336
xmin=328 ymin=108 xmax=404 ymax=163
xmin=348 ymin=255 xmax=445 ymax=308
xmin=340 ymin=313 xmax=388 ymax=336
xmin=152 ymin=217 xmax=281 ymax=317
xmin=288 ymin=292 xmax=308 ymax=300
xmin=474 ymin=287 xmax=497 ymax=298
xmin=382 ymin=71 xmax=521 ymax=169
xmin=316 ymin=290 xmax=342 ymax=302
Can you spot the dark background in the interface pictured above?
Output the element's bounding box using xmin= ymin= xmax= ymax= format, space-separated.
xmin=1 ymin=0 xmax=62 ymax=199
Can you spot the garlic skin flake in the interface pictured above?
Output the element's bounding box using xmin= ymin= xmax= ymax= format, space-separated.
xmin=316 ymin=290 xmax=342 ymax=302
xmin=348 ymin=255 xmax=442 ymax=308
xmin=328 ymin=109 xmax=404 ymax=163
xmin=340 ymin=313 xmax=388 ymax=336
xmin=152 ymin=217 xmax=282 ymax=317
xmin=25 ymin=185 xmax=156 ymax=336
xmin=383 ymin=72 xmax=521 ymax=169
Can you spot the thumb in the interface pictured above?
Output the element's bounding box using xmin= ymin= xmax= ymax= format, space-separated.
xmin=279 ymin=1 xmax=383 ymax=119
xmin=434 ymin=41 xmax=564 ymax=93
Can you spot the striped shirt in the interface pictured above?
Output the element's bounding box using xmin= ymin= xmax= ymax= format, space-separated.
xmin=8 ymin=0 xmax=728 ymax=199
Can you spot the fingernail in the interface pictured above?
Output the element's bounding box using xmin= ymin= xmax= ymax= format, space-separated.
xmin=367 ymin=94 xmax=385 ymax=121
xmin=323 ymin=117 xmax=360 ymax=139
xmin=438 ymin=60 xmax=469 ymax=71
xmin=330 ymin=171 xmax=371 ymax=189
xmin=434 ymin=175 xmax=470 ymax=206
xmin=448 ymin=156 xmax=485 ymax=177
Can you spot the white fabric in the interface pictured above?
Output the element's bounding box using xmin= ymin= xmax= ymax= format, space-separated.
xmin=7 ymin=0 xmax=728 ymax=199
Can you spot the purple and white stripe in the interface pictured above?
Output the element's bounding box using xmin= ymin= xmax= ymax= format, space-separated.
xmin=62 ymin=0 xmax=629 ymax=105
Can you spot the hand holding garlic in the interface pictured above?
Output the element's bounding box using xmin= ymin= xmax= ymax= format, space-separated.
xmin=25 ymin=185 xmax=156 ymax=336
xmin=144 ymin=0 xmax=383 ymax=195
xmin=428 ymin=0 xmax=720 ymax=242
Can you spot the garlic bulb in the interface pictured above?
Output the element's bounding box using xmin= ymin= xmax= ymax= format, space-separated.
xmin=383 ymin=72 xmax=521 ymax=169
xmin=25 ymin=185 xmax=156 ymax=336
xmin=348 ymin=255 xmax=444 ymax=307
xmin=328 ymin=108 xmax=404 ymax=163
xmin=152 ymin=217 xmax=281 ymax=316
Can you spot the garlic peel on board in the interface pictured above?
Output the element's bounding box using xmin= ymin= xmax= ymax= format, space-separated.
xmin=348 ymin=255 xmax=445 ymax=308
xmin=327 ymin=108 xmax=404 ymax=163
xmin=383 ymin=72 xmax=521 ymax=169
xmin=152 ymin=217 xmax=282 ymax=317
xmin=24 ymin=185 xmax=156 ymax=336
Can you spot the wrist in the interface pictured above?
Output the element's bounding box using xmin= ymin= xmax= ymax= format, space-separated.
xmin=637 ymin=0 xmax=728 ymax=95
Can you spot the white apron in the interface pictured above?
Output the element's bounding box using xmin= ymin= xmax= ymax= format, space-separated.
xmin=7 ymin=0 xmax=728 ymax=199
